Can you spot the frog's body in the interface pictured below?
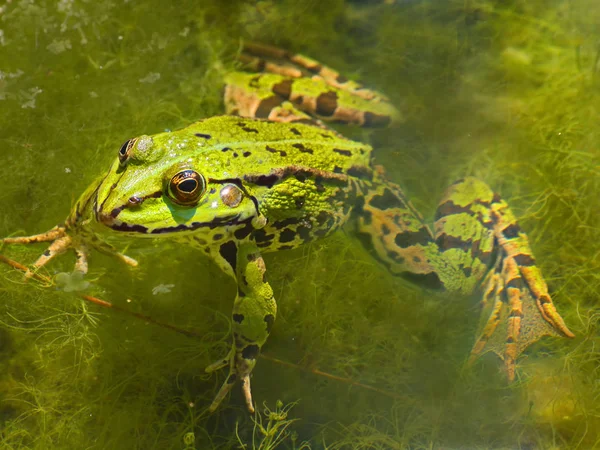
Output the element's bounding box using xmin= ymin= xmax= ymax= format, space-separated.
xmin=2 ymin=43 xmax=573 ymax=413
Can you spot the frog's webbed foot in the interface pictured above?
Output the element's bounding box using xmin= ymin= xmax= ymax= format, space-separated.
xmin=2 ymin=225 xmax=137 ymax=278
xmin=206 ymin=346 xmax=254 ymax=413
xmin=468 ymin=221 xmax=574 ymax=380
xmin=440 ymin=179 xmax=576 ymax=380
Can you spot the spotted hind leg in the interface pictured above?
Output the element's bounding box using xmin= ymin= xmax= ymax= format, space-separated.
xmin=356 ymin=174 xmax=574 ymax=380
xmin=433 ymin=177 xmax=574 ymax=380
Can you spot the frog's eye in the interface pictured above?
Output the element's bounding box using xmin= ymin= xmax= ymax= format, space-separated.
xmin=118 ymin=138 xmax=138 ymax=164
xmin=168 ymin=170 xmax=206 ymax=206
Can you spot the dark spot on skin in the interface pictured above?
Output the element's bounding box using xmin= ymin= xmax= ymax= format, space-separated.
xmin=255 ymin=95 xmax=285 ymax=118
xmin=264 ymin=314 xmax=275 ymax=333
xmin=316 ymin=211 xmax=331 ymax=226
xmin=195 ymin=133 xmax=211 ymax=139
xmin=363 ymin=112 xmax=391 ymax=128
xmin=289 ymin=127 xmax=302 ymax=136
xmin=243 ymin=151 xmax=252 ymax=157
xmin=316 ymin=91 xmax=338 ymax=116
xmin=292 ymin=143 xmax=313 ymax=154
xmin=370 ymin=188 xmax=406 ymax=210
xmin=110 ymin=223 xmax=149 ymax=233
xmin=227 ymin=374 xmax=237 ymax=384
xmin=314 ymin=176 xmax=325 ymax=192
xmin=195 ymin=237 xmax=208 ymax=246
xmin=148 ymin=214 xmax=245 ymax=235
xmin=43 ymin=250 xmax=51 ymax=257
xmin=307 ymin=64 xmax=322 ymax=74
xmin=514 ymin=254 xmax=535 ymax=266
xmin=539 ymin=295 xmax=551 ymax=305
xmin=279 ymin=229 xmax=296 ymax=243
xmin=333 ymin=148 xmax=352 ymax=157
xmin=503 ymin=223 xmax=521 ymax=239
xmin=332 ymin=186 xmax=347 ymax=202
xmin=233 ymin=152 xmax=239 ymax=158
xmin=219 ymin=241 xmax=238 ymax=272
xmin=387 ymin=250 xmax=405 ymax=264
xmin=336 ymin=74 xmax=348 ymax=83
xmin=462 ymin=266 xmax=473 ymax=277
xmin=210 ymin=188 xmax=217 ymax=194
xmin=381 ymin=224 xmax=390 ymax=235
xmin=413 ymin=256 xmax=421 ymax=263
xmin=321 ymin=133 xmax=333 ymax=139
xmin=506 ymin=337 xmax=515 ymax=344
xmin=242 ymin=127 xmax=259 ymax=133
xmin=242 ymin=344 xmax=260 ymax=360
xmin=247 ymin=174 xmax=280 ymax=188
xmin=266 ymin=145 xmax=287 ymax=157
xmin=272 ymin=79 xmax=293 ymax=98
xmin=213 ymin=233 xmax=224 ymax=241
xmin=295 ymin=174 xmax=307 ymax=182
xmin=347 ymin=166 xmax=371 ymax=179
xmin=297 ymin=225 xmax=311 ymax=242
xmin=278 ymin=245 xmax=294 ymax=250
xmin=273 ymin=217 xmax=300 ymax=229
xmin=253 ymin=229 xmax=275 ymax=243
xmin=436 ymin=233 xmax=471 ymax=252
xmin=233 ymin=313 xmax=244 ymax=323
xmin=506 ymin=277 xmax=524 ymax=289
xmin=293 ymin=95 xmax=304 ymax=105
xmin=435 ymin=200 xmax=473 ymax=220
xmin=234 ymin=222 xmax=254 ymax=240
xmin=333 ymin=166 xmax=344 ymax=174
xmin=222 ymin=147 xmax=232 ymax=152
xmin=396 ymin=227 xmax=434 ymax=249
xmin=509 ymin=309 xmax=524 ymax=318
xmin=249 ymin=75 xmax=261 ymax=87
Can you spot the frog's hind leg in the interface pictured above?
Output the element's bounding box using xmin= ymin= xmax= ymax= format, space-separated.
xmin=435 ymin=177 xmax=574 ymax=380
xmin=354 ymin=174 xmax=443 ymax=288
xmin=229 ymin=42 xmax=401 ymax=127
xmin=240 ymin=42 xmax=390 ymax=103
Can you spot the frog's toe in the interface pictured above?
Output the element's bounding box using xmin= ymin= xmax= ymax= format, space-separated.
xmin=205 ymin=356 xmax=229 ymax=373
xmin=206 ymin=347 xmax=256 ymax=413
xmin=2 ymin=225 xmax=66 ymax=246
xmin=25 ymin=234 xmax=73 ymax=279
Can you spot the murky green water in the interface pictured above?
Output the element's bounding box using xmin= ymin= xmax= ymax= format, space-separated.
xmin=1 ymin=0 xmax=600 ymax=448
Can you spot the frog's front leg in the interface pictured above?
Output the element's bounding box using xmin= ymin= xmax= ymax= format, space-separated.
xmin=206 ymin=240 xmax=276 ymax=413
xmin=2 ymin=224 xmax=137 ymax=277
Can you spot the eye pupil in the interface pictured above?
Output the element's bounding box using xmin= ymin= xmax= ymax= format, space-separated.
xmin=119 ymin=141 xmax=129 ymax=155
xmin=178 ymin=179 xmax=198 ymax=193
xmin=168 ymin=169 xmax=206 ymax=206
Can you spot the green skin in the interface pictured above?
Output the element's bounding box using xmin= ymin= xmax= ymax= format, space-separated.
xmin=2 ymin=43 xmax=574 ymax=413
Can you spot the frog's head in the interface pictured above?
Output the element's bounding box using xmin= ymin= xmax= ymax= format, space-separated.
xmin=94 ymin=132 xmax=262 ymax=238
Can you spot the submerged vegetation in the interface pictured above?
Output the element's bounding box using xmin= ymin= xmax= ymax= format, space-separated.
xmin=1 ymin=0 xmax=600 ymax=448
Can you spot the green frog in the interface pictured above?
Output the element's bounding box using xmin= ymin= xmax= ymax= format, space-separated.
xmin=2 ymin=42 xmax=574 ymax=413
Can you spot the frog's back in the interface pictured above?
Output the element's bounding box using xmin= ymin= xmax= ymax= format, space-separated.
xmin=180 ymin=116 xmax=373 ymax=179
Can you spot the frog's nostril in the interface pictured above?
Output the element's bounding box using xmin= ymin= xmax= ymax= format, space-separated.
xmin=128 ymin=196 xmax=142 ymax=206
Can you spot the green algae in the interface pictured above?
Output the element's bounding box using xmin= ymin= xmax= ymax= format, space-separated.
xmin=1 ymin=0 xmax=600 ymax=448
